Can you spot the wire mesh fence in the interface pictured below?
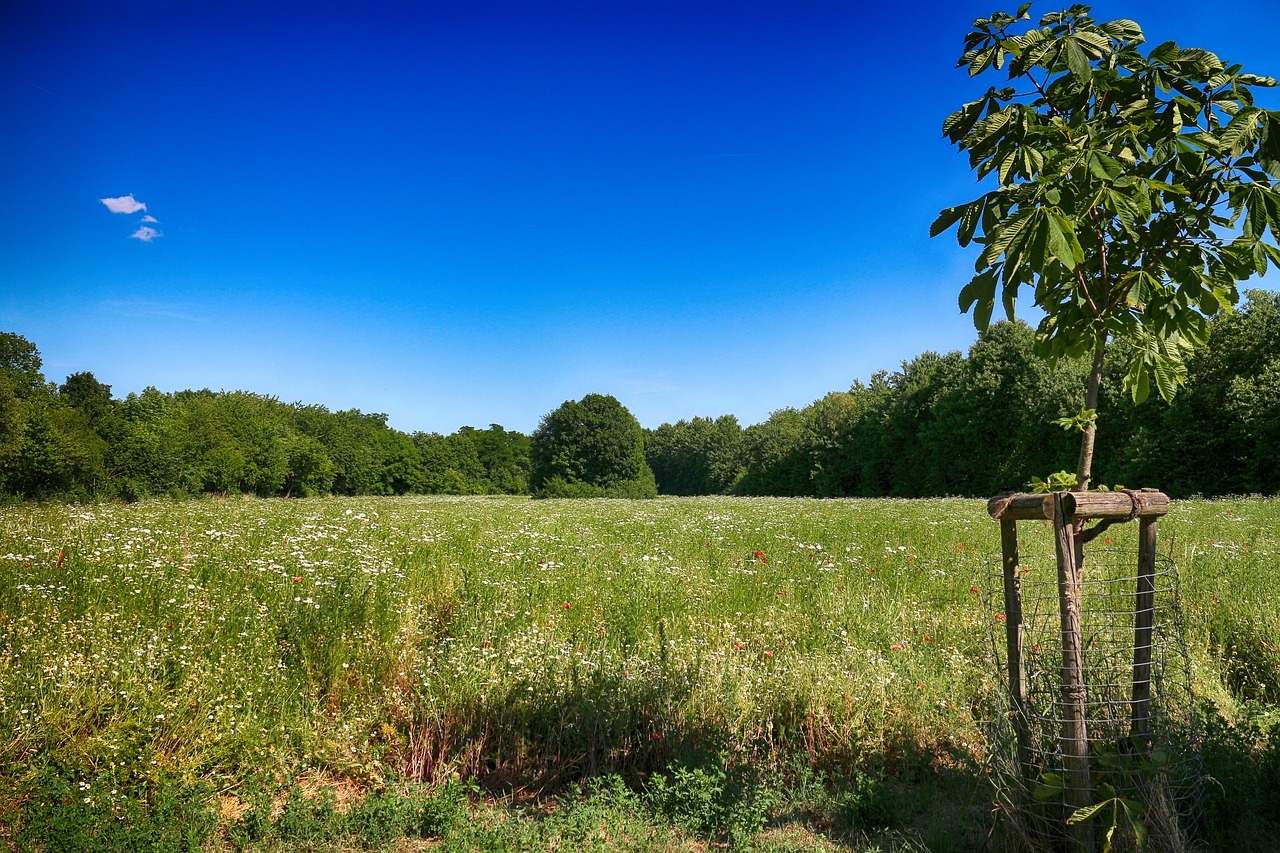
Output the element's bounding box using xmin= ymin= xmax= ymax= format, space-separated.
xmin=986 ymin=549 xmax=1202 ymax=852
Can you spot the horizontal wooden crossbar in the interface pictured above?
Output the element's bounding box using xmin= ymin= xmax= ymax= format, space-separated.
xmin=987 ymin=488 xmax=1169 ymax=521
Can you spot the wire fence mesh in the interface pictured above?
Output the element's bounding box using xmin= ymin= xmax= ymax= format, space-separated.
xmin=986 ymin=548 xmax=1202 ymax=852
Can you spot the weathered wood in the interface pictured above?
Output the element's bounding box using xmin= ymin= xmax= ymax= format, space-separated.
xmin=1064 ymin=489 xmax=1169 ymax=521
xmin=1053 ymin=492 xmax=1093 ymax=852
xmin=988 ymin=489 xmax=1169 ymax=522
xmin=1000 ymin=519 xmax=1033 ymax=787
xmin=1131 ymin=516 xmax=1158 ymax=743
xmin=987 ymin=492 xmax=1054 ymax=520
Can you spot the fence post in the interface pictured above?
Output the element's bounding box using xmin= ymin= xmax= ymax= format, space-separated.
xmin=1052 ymin=492 xmax=1093 ymax=852
xmin=1132 ymin=515 xmax=1158 ymax=743
xmin=999 ymin=519 xmax=1032 ymax=789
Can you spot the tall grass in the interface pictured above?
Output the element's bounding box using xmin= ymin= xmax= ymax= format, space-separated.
xmin=1 ymin=495 xmax=1276 ymax=849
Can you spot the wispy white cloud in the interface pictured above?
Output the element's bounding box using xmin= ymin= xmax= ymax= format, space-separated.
xmin=101 ymin=194 xmax=147 ymax=214
xmin=130 ymin=226 xmax=162 ymax=242
xmin=140 ymin=214 xmax=158 ymax=223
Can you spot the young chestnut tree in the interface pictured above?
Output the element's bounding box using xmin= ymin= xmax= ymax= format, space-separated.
xmin=934 ymin=4 xmax=1280 ymax=490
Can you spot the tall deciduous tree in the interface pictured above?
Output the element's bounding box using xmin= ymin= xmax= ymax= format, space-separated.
xmin=0 ymin=333 xmax=45 ymax=397
xmin=934 ymin=4 xmax=1280 ymax=489
xmin=645 ymin=415 xmax=742 ymax=495
xmin=530 ymin=394 xmax=655 ymax=497
xmin=59 ymin=372 xmax=115 ymax=426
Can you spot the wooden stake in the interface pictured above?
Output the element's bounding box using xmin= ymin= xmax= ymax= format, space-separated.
xmin=1132 ymin=516 xmax=1158 ymax=744
xmin=1000 ymin=519 xmax=1032 ymax=787
xmin=1053 ymin=492 xmax=1093 ymax=852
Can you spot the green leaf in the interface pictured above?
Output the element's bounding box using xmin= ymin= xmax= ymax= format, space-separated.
xmin=1067 ymin=797 xmax=1116 ymax=825
xmin=979 ymin=207 xmax=1036 ymax=268
xmin=1247 ymin=189 xmax=1269 ymax=238
xmin=1045 ymin=210 xmax=1083 ymax=269
xmin=1123 ymin=798 xmax=1149 ymax=850
xmin=943 ymin=97 xmax=985 ymax=141
xmin=1221 ymin=106 xmax=1262 ymax=156
xmin=965 ymin=107 xmax=1014 ymax=149
xmin=1151 ymin=349 xmax=1187 ymax=401
xmin=1098 ymin=18 xmax=1144 ymax=42
xmin=1032 ymin=772 xmax=1066 ymax=801
xmin=1148 ymin=40 xmax=1179 ymax=65
xmin=1128 ymin=358 xmax=1151 ymax=404
xmin=1137 ymin=177 xmax=1188 ymax=195
xmin=959 ymin=270 xmax=998 ymax=330
xmin=1001 ymin=276 xmax=1018 ymax=320
xmin=1087 ymin=151 xmax=1125 ymax=182
xmin=1063 ymin=37 xmax=1093 ymax=82
xmin=930 ymin=205 xmax=965 ymax=239
xmin=1160 ymin=100 xmax=1184 ymax=136
xmin=959 ymin=196 xmax=985 ymax=246
xmin=1053 ymin=408 xmax=1097 ymax=433
xmin=957 ymin=271 xmax=993 ymax=313
xmin=968 ymin=45 xmax=998 ymax=77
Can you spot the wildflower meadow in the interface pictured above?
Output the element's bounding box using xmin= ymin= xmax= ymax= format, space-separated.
xmin=1 ymin=495 xmax=1277 ymax=851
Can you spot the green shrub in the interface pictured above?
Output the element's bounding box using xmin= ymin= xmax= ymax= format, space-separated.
xmin=345 ymin=786 xmax=419 ymax=849
xmin=1199 ymin=702 xmax=1280 ymax=851
xmin=226 ymin=783 xmax=273 ymax=848
xmin=644 ymin=755 xmax=777 ymax=847
xmin=418 ymin=775 xmax=475 ymax=838
xmin=532 ymin=476 xmax=606 ymax=498
xmin=17 ymin=767 xmax=215 ymax=853
xmin=533 ymin=471 xmax=657 ymax=499
xmin=836 ymin=771 xmax=896 ymax=832
xmin=274 ymin=785 xmax=341 ymax=844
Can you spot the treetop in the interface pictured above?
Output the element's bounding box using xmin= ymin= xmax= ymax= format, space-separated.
xmin=934 ymin=4 xmax=1280 ymax=404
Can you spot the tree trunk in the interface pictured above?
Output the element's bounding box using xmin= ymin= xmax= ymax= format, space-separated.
xmin=1073 ymin=342 xmax=1106 ymax=492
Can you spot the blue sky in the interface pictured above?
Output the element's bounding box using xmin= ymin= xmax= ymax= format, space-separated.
xmin=2 ymin=1 xmax=1277 ymax=435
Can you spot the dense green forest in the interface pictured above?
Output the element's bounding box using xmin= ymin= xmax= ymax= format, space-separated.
xmin=3 ymin=289 xmax=1278 ymax=502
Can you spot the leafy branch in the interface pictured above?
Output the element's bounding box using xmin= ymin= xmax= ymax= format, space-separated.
xmin=936 ymin=3 xmax=1280 ymax=490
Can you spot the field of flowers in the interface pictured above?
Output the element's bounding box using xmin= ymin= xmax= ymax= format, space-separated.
xmin=1 ymin=495 xmax=1277 ymax=850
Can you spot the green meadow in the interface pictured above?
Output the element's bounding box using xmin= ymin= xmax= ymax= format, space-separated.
xmin=2 ymin=495 xmax=1278 ymax=851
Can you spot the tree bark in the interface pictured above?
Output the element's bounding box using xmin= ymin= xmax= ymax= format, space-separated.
xmin=1073 ymin=342 xmax=1106 ymax=492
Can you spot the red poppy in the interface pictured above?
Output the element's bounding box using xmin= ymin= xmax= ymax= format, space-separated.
xmin=562 ymin=603 xmax=571 ymax=610
xmin=754 ymin=550 xmax=763 ymax=558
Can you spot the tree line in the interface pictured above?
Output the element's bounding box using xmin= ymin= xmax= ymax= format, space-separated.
xmin=0 ymin=340 xmax=531 ymax=501
xmin=2 ymin=289 xmax=1277 ymax=502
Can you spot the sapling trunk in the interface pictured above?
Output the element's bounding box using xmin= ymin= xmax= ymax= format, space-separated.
xmin=1073 ymin=343 xmax=1106 ymax=493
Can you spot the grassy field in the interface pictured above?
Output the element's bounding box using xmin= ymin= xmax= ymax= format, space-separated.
xmin=1 ymin=495 xmax=1277 ymax=851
